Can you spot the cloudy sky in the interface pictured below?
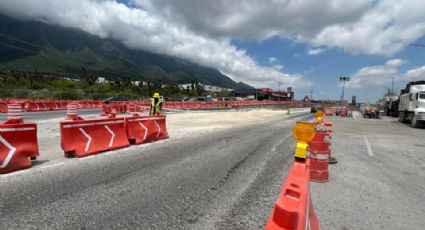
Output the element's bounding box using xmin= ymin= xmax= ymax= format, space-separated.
xmin=1 ymin=0 xmax=425 ymax=102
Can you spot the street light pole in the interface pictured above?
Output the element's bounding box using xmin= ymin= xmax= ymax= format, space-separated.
xmin=391 ymin=77 xmax=394 ymax=95
xmin=339 ymin=76 xmax=350 ymax=105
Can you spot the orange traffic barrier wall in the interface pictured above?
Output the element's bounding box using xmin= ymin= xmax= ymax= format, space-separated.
xmin=0 ymin=101 xmax=7 ymax=113
xmin=125 ymin=115 xmax=169 ymax=145
xmin=1 ymin=99 xmax=316 ymax=113
xmin=0 ymin=122 xmax=39 ymax=174
xmin=101 ymin=103 xmax=128 ymax=116
xmin=324 ymin=107 xmax=334 ymax=116
xmin=60 ymin=118 xmax=130 ymax=158
xmin=264 ymin=159 xmax=320 ymax=230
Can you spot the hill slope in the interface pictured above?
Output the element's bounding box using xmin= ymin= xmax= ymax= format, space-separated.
xmin=0 ymin=15 xmax=253 ymax=89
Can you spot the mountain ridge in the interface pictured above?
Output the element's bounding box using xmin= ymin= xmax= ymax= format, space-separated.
xmin=0 ymin=14 xmax=254 ymax=90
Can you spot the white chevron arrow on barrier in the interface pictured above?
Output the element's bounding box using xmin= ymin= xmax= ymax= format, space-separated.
xmin=0 ymin=134 xmax=17 ymax=168
xmin=154 ymin=120 xmax=161 ymax=139
xmin=79 ymin=128 xmax=92 ymax=152
xmin=104 ymin=125 xmax=115 ymax=147
xmin=138 ymin=122 xmax=148 ymax=141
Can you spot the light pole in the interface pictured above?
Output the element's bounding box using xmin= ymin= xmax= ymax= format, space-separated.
xmin=339 ymin=76 xmax=350 ymax=105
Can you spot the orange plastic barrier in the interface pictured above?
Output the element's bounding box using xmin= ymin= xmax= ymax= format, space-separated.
xmin=0 ymin=101 xmax=7 ymax=113
xmin=0 ymin=121 xmax=39 ymax=174
xmin=264 ymin=159 xmax=320 ymax=230
xmin=308 ymin=124 xmax=331 ymax=183
xmin=128 ymin=103 xmax=136 ymax=112
xmin=125 ymin=115 xmax=169 ymax=145
xmin=324 ymin=107 xmax=334 ymax=116
xmin=101 ymin=104 xmax=111 ymax=116
xmin=60 ymin=118 xmax=130 ymax=158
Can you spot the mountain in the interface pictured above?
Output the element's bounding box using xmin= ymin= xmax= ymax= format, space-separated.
xmin=235 ymin=81 xmax=255 ymax=90
xmin=0 ymin=14 xmax=252 ymax=89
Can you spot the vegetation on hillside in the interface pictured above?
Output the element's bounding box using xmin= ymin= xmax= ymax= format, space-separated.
xmin=0 ymin=70 xmax=232 ymax=100
xmin=0 ymin=14 xmax=246 ymax=90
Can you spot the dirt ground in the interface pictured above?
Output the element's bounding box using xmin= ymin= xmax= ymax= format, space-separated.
xmin=32 ymin=108 xmax=306 ymax=166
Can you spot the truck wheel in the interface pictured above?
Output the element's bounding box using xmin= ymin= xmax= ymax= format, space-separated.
xmin=411 ymin=115 xmax=420 ymax=128
xmin=401 ymin=112 xmax=407 ymax=123
xmin=399 ymin=112 xmax=404 ymax=123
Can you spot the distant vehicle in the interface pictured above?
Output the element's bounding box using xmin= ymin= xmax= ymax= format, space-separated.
xmin=104 ymin=96 xmax=128 ymax=103
xmin=310 ymin=104 xmax=323 ymax=113
xmin=398 ymin=81 xmax=425 ymax=128
xmin=182 ymin=97 xmax=206 ymax=102
xmin=383 ymin=95 xmax=399 ymax=117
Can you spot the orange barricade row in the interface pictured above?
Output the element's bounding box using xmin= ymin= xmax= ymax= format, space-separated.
xmin=0 ymin=122 xmax=39 ymax=174
xmin=60 ymin=118 xmax=130 ymax=158
xmin=0 ymin=101 xmax=8 ymax=113
xmin=125 ymin=115 xmax=169 ymax=145
xmin=264 ymin=159 xmax=320 ymax=230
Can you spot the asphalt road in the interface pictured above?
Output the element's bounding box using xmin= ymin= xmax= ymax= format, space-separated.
xmin=311 ymin=115 xmax=425 ymax=230
xmin=0 ymin=112 xmax=313 ymax=229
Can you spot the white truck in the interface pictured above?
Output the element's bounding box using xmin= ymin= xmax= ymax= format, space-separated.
xmin=398 ymin=81 xmax=425 ymax=128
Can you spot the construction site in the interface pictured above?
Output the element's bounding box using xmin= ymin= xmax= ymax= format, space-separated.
xmin=0 ymin=98 xmax=424 ymax=229
xmin=1 ymin=1 xmax=425 ymax=229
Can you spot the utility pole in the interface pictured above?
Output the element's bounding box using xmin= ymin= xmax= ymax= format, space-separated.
xmin=310 ymin=89 xmax=313 ymax=100
xmin=339 ymin=76 xmax=350 ymax=105
xmin=391 ymin=77 xmax=394 ymax=95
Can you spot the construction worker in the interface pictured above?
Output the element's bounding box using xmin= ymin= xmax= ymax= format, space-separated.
xmin=150 ymin=92 xmax=163 ymax=116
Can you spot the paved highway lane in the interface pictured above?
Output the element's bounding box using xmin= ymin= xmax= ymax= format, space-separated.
xmin=0 ymin=112 xmax=313 ymax=229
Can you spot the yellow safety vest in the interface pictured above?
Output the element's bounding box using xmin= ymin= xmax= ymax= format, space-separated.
xmin=150 ymin=100 xmax=162 ymax=116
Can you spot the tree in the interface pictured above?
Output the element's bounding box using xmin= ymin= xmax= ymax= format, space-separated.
xmin=81 ymin=66 xmax=97 ymax=86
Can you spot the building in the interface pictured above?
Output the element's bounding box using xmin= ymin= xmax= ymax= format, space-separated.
xmin=178 ymin=83 xmax=233 ymax=93
xmin=97 ymin=77 xmax=107 ymax=83
xmin=233 ymin=87 xmax=294 ymax=101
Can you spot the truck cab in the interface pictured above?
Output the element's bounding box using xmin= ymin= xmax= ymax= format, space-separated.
xmin=398 ymin=81 xmax=425 ymax=128
xmin=415 ymin=92 xmax=425 ymax=120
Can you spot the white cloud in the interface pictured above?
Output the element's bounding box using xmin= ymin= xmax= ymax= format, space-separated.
xmin=307 ymin=48 xmax=325 ymax=56
xmin=311 ymin=0 xmax=425 ymax=55
xmin=346 ymin=58 xmax=425 ymax=88
xmin=0 ymin=0 xmax=308 ymax=89
xmin=268 ymin=57 xmax=277 ymax=63
xmin=142 ymin=0 xmax=425 ymax=56
xmin=385 ymin=59 xmax=407 ymax=67
xmin=404 ymin=66 xmax=425 ymax=81
xmin=272 ymin=64 xmax=284 ymax=71
xmin=346 ymin=59 xmax=405 ymax=88
xmin=141 ymin=0 xmax=371 ymax=40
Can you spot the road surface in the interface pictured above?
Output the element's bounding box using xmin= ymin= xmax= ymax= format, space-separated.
xmin=311 ymin=115 xmax=425 ymax=230
xmin=0 ymin=111 xmax=312 ymax=229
